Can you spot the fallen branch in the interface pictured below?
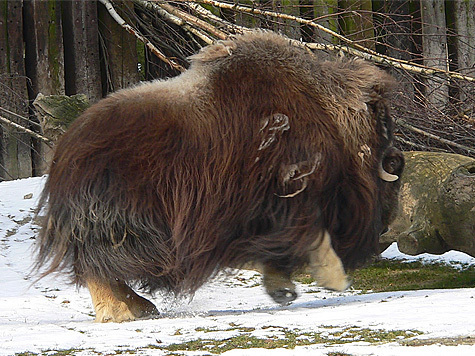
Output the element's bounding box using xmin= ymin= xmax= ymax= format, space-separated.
xmin=395 ymin=135 xmax=440 ymax=151
xmin=185 ymin=2 xmax=247 ymax=35
xmin=0 ymin=115 xmax=52 ymax=145
xmin=396 ymin=119 xmax=474 ymax=155
xmin=99 ymin=0 xmax=186 ymax=72
xmin=171 ymin=0 xmax=475 ymax=82
xmin=133 ymin=0 xmax=215 ymax=44
xmin=0 ymin=106 xmax=42 ymax=129
xmin=156 ymin=1 xmax=227 ymax=40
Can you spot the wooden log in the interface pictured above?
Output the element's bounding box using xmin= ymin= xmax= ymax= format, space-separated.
xmin=382 ymin=151 xmax=475 ymax=257
xmin=98 ymin=0 xmax=139 ymax=92
xmin=62 ymin=0 xmax=103 ymax=103
xmin=23 ymin=0 xmax=65 ymax=175
xmin=0 ymin=0 xmax=32 ymax=180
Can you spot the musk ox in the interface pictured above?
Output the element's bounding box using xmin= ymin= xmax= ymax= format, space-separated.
xmin=35 ymin=30 xmax=403 ymax=322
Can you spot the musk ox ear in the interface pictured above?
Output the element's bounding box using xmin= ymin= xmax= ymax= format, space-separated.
xmin=358 ymin=63 xmax=395 ymax=102
xmin=364 ymin=68 xmax=395 ymax=137
xmin=189 ymin=39 xmax=237 ymax=63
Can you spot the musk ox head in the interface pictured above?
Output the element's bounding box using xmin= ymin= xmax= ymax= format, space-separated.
xmin=35 ymin=30 xmax=403 ymax=322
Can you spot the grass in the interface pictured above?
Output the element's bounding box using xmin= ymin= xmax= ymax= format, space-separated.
xmin=351 ymin=259 xmax=475 ymax=292
xmin=155 ymin=326 xmax=421 ymax=354
xmin=295 ymin=258 xmax=475 ymax=293
xmin=16 ymin=324 xmax=417 ymax=355
xmin=16 ymin=350 xmax=85 ymax=356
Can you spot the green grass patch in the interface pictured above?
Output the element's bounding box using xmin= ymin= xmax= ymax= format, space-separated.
xmin=295 ymin=259 xmax=475 ymax=293
xmin=156 ymin=326 xmax=421 ymax=354
xmin=15 ymin=325 xmax=422 ymax=355
xmin=16 ymin=350 xmax=87 ymax=356
xmin=351 ymin=259 xmax=475 ymax=293
xmin=16 ymin=349 xmax=141 ymax=356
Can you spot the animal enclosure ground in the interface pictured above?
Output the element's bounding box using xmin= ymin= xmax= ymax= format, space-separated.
xmin=1 ymin=177 xmax=475 ymax=356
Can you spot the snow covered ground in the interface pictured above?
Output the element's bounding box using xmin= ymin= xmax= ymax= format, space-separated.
xmin=1 ymin=177 xmax=474 ymax=356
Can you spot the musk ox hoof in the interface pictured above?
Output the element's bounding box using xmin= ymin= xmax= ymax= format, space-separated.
xmin=321 ymin=277 xmax=352 ymax=292
xmin=95 ymin=298 xmax=159 ymax=323
xmin=87 ymin=279 xmax=160 ymax=323
xmin=126 ymin=294 xmax=160 ymax=321
xmin=270 ymin=288 xmax=298 ymax=306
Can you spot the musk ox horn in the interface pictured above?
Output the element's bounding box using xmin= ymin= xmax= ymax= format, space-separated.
xmin=379 ymin=162 xmax=399 ymax=182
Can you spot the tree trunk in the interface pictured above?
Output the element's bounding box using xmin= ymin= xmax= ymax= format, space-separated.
xmin=373 ymin=0 xmax=415 ymax=101
xmin=312 ymin=0 xmax=338 ymax=44
xmin=451 ymin=0 xmax=475 ymax=112
xmin=420 ymin=0 xmax=449 ymax=111
xmin=339 ymin=0 xmax=375 ymax=50
xmin=24 ymin=0 xmax=65 ymax=96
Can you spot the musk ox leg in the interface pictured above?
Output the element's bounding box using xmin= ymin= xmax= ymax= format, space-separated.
xmin=86 ymin=279 xmax=159 ymax=323
xmin=307 ymin=231 xmax=351 ymax=291
xmin=262 ymin=264 xmax=297 ymax=306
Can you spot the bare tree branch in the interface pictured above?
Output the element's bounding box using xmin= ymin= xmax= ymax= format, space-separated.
xmin=0 ymin=115 xmax=53 ymax=145
xmin=170 ymin=0 xmax=475 ymax=82
xmin=395 ymin=136 xmax=433 ymax=151
xmin=133 ymin=0 xmax=215 ymax=44
xmin=99 ymin=0 xmax=186 ymax=72
xmin=185 ymin=2 xmax=248 ymax=34
xmin=396 ymin=119 xmax=475 ymax=155
xmin=0 ymin=106 xmax=42 ymax=129
xmin=155 ymin=1 xmax=227 ymax=39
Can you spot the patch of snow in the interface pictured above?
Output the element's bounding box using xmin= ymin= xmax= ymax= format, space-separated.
xmin=1 ymin=177 xmax=474 ymax=356
xmin=382 ymin=241 xmax=475 ymax=266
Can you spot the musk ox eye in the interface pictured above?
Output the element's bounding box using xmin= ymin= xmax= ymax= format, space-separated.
xmin=381 ymin=147 xmax=405 ymax=178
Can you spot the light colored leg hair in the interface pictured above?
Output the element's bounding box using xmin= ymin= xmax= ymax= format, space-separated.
xmin=87 ymin=278 xmax=159 ymax=323
xmin=307 ymin=230 xmax=351 ymax=291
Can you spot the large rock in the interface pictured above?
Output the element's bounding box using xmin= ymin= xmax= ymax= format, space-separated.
xmin=381 ymin=151 xmax=475 ymax=257
xmin=33 ymin=93 xmax=90 ymax=171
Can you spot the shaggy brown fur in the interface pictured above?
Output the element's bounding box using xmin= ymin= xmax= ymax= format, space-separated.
xmin=35 ymin=31 xmax=402 ymax=317
xmin=262 ymin=146 xmax=404 ymax=305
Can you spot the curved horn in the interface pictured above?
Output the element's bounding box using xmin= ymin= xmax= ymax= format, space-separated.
xmin=379 ymin=162 xmax=399 ymax=182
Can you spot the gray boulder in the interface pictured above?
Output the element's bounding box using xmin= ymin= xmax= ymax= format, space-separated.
xmin=381 ymin=151 xmax=475 ymax=257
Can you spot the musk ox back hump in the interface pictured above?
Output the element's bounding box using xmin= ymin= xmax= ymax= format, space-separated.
xmin=35 ymin=30 xmax=398 ymax=295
